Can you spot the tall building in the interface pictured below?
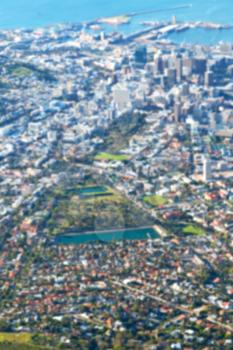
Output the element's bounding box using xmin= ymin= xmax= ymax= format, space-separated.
xmin=147 ymin=46 xmax=156 ymax=62
xmin=113 ymin=85 xmax=131 ymax=112
xmin=176 ymin=58 xmax=183 ymax=82
xmin=154 ymin=55 xmax=164 ymax=75
xmin=181 ymin=82 xmax=190 ymax=96
xmin=209 ymin=112 xmax=216 ymax=129
xmin=182 ymin=57 xmax=193 ymax=76
xmin=174 ymin=102 xmax=182 ymax=122
xmin=203 ymin=156 xmax=212 ymax=182
xmin=192 ymin=58 xmax=207 ymax=75
xmin=134 ymin=46 xmax=147 ymax=66
xmin=205 ymin=70 xmax=214 ymax=87
xmin=166 ymin=68 xmax=177 ymax=86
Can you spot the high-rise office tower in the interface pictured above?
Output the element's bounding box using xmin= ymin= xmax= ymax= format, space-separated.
xmin=174 ymin=102 xmax=182 ymax=122
xmin=134 ymin=46 xmax=147 ymax=66
xmin=176 ymin=58 xmax=183 ymax=82
xmin=192 ymin=58 xmax=207 ymax=75
xmin=154 ymin=55 xmax=164 ymax=75
xmin=203 ymin=156 xmax=212 ymax=182
xmin=205 ymin=70 xmax=214 ymax=87
xmin=113 ymin=85 xmax=131 ymax=111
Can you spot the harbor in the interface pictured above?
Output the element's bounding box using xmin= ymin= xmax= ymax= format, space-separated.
xmin=84 ymin=2 xmax=233 ymax=45
xmin=109 ymin=19 xmax=233 ymax=46
xmin=96 ymin=4 xmax=192 ymax=25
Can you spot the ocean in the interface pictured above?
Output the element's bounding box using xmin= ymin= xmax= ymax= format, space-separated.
xmin=1 ymin=0 xmax=233 ymax=44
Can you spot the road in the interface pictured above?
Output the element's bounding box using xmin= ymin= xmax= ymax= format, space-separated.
xmin=110 ymin=279 xmax=233 ymax=333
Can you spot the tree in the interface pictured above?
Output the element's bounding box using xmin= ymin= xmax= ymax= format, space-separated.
xmin=88 ymin=339 xmax=99 ymax=350
xmin=0 ymin=320 xmax=11 ymax=332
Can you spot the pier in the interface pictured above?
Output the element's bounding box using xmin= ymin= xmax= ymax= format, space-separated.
xmin=94 ymin=4 xmax=192 ymax=27
xmin=129 ymin=4 xmax=193 ymax=18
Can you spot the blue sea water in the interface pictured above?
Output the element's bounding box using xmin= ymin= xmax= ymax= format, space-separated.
xmin=0 ymin=0 xmax=233 ymax=44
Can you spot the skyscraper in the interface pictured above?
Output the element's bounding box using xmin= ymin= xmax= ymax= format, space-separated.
xmin=113 ymin=84 xmax=131 ymax=112
xmin=134 ymin=46 xmax=147 ymax=66
xmin=192 ymin=58 xmax=207 ymax=75
xmin=174 ymin=102 xmax=182 ymax=123
xmin=154 ymin=55 xmax=164 ymax=75
xmin=176 ymin=57 xmax=183 ymax=82
xmin=203 ymin=156 xmax=212 ymax=182
xmin=205 ymin=70 xmax=214 ymax=87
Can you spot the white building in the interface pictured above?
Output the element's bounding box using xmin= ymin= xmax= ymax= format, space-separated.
xmin=203 ymin=156 xmax=212 ymax=182
xmin=112 ymin=84 xmax=131 ymax=112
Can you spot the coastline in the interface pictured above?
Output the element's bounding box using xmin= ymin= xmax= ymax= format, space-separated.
xmin=0 ymin=1 xmax=232 ymax=44
xmin=86 ymin=16 xmax=233 ymax=45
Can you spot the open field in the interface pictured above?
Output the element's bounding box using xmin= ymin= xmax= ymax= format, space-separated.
xmin=0 ymin=345 xmax=47 ymax=350
xmin=0 ymin=333 xmax=32 ymax=343
xmin=47 ymin=184 xmax=154 ymax=235
xmin=7 ymin=63 xmax=56 ymax=82
xmin=95 ymin=152 xmax=130 ymax=161
xmin=182 ymin=224 xmax=206 ymax=236
xmin=11 ymin=66 xmax=33 ymax=77
xmin=0 ymin=333 xmax=57 ymax=349
xmin=144 ymin=194 xmax=168 ymax=207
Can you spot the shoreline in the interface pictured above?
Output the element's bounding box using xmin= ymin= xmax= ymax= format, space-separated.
xmin=0 ymin=15 xmax=232 ymax=49
xmin=0 ymin=13 xmax=232 ymax=46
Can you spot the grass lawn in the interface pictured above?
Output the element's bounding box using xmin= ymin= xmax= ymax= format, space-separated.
xmin=83 ymin=192 xmax=125 ymax=204
xmin=78 ymin=185 xmax=109 ymax=196
xmin=95 ymin=152 xmax=130 ymax=161
xmin=8 ymin=64 xmax=55 ymax=82
xmin=56 ymin=185 xmax=114 ymax=199
xmin=48 ymin=183 xmax=154 ymax=235
xmin=0 ymin=333 xmax=55 ymax=350
xmin=0 ymin=333 xmax=32 ymax=343
xmin=182 ymin=224 xmax=206 ymax=236
xmin=11 ymin=67 xmax=33 ymax=77
xmin=144 ymin=195 xmax=168 ymax=207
